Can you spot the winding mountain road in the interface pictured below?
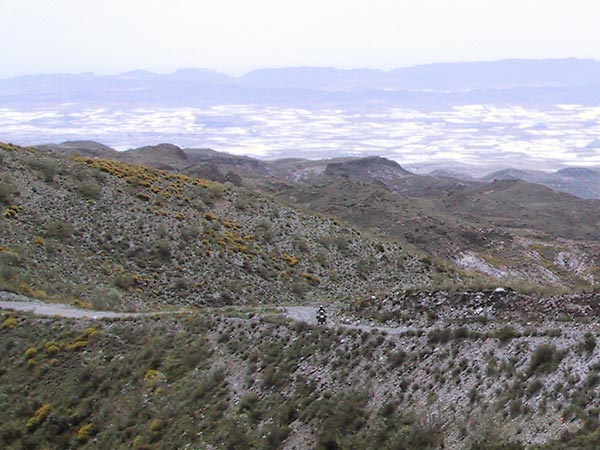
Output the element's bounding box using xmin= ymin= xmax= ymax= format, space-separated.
xmin=0 ymin=292 xmax=412 ymax=335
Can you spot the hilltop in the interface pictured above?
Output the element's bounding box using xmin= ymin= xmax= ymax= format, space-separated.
xmin=482 ymin=167 xmax=600 ymax=200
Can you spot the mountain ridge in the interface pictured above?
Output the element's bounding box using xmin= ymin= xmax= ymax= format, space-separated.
xmin=5 ymin=58 xmax=600 ymax=91
xmin=4 ymin=58 xmax=600 ymax=108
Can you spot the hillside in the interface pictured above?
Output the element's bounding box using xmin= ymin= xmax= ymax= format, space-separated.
xmin=483 ymin=167 xmax=600 ymax=200
xmin=270 ymin=172 xmax=600 ymax=290
xmin=31 ymin=142 xmax=600 ymax=290
xmin=5 ymin=141 xmax=600 ymax=449
xmin=441 ymin=180 xmax=600 ymax=240
xmin=4 ymin=289 xmax=600 ymax=449
xmin=0 ymin=142 xmax=463 ymax=312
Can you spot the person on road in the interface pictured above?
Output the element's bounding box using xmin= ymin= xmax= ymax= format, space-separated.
xmin=317 ymin=305 xmax=327 ymax=325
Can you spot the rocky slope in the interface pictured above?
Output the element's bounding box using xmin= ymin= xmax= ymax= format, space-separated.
xmin=1 ymin=142 xmax=464 ymax=311
xmin=33 ymin=141 xmax=600 ymax=290
xmin=3 ymin=291 xmax=600 ymax=449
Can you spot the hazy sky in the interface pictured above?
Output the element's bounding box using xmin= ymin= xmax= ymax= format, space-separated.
xmin=1 ymin=0 xmax=599 ymax=77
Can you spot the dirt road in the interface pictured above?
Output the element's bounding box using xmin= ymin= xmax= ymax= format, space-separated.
xmin=0 ymin=291 xmax=176 ymax=319
xmin=0 ymin=292 xmax=412 ymax=335
xmin=284 ymin=306 xmax=411 ymax=335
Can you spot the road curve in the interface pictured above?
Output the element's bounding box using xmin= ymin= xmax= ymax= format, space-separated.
xmin=1 ymin=292 xmax=413 ymax=335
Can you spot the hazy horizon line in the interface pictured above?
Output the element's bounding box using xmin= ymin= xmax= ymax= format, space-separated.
xmin=3 ymin=56 xmax=599 ymax=80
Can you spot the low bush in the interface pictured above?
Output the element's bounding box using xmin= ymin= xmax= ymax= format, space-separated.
xmin=77 ymin=181 xmax=102 ymax=199
xmin=0 ymin=177 xmax=16 ymax=204
xmin=493 ymin=326 xmax=521 ymax=342
xmin=428 ymin=328 xmax=452 ymax=344
xmin=25 ymin=403 xmax=52 ymax=431
xmin=529 ymin=344 xmax=565 ymax=375
xmin=44 ymin=220 xmax=73 ymax=241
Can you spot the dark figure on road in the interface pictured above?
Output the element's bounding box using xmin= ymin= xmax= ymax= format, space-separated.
xmin=317 ymin=305 xmax=327 ymax=325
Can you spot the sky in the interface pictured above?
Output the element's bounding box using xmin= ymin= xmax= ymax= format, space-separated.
xmin=1 ymin=0 xmax=599 ymax=78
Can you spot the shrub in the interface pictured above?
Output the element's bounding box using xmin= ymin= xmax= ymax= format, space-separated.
xmin=77 ymin=181 xmax=101 ymax=199
xmin=180 ymin=225 xmax=201 ymax=242
xmin=76 ymin=423 xmax=94 ymax=442
xmin=208 ymin=183 xmax=226 ymax=199
xmin=89 ymin=287 xmax=122 ymax=310
xmin=32 ymin=236 xmax=45 ymax=247
xmin=291 ymin=281 xmax=307 ymax=297
xmin=136 ymin=192 xmax=151 ymax=201
xmin=173 ymin=277 xmax=189 ymax=291
xmin=388 ymin=350 xmax=407 ymax=368
xmin=65 ymin=340 xmax=88 ymax=351
xmin=428 ymin=328 xmax=452 ymax=344
xmin=529 ymin=344 xmax=565 ymax=375
xmin=25 ymin=403 xmax=52 ymax=431
xmin=1 ymin=317 xmax=18 ymax=329
xmin=114 ymin=273 xmax=135 ymax=290
xmin=262 ymin=367 xmax=285 ymax=389
xmin=44 ymin=220 xmax=73 ymax=241
xmin=378 ymin=401 xmax=397 ymax=418
xmin=315 ymin=392 xmax=368 ymax=449
xmin=580 ymin=332 xmax=597 ymax=354
xmin=144 ymin=369 xmax=160 ymax=382
xmin=28 ymin=158 xmax=58 ymax=182
xmin=453 ymin=327 xmax=470 ymax=340
xmin=283 ymin=254 xmax=299 ymax=267
xmin=153 ymin=240 xmax=171 ymax=261
xmin=526 ymin=379 xmax=543 ymax=397
xmin=234 ymin=196 xmax=249 ymax=211
xmin=24 ymin=347 xmax=37 ymax=359
xmin=401 ymin=415 xmax=445 ymax=450
xmin=333 ymin=234 xmax=350 ymax=251
xmin=45 ymin=341 xmax=60 ymax=355
xmin=493 ymin=326 xmax=521 ymax=342
xmin=3 ymin=204 xmax=21 ymax=218
xmin=0 ymin=177 xmax=16 ymax=204
xmin=149 ymin=419 xmax=164 ymax=434
xmin=261 ymin=423 xmax=291 ymax=450
xmin=239 ymin=392 xmax=260 ymax=412
xmin=585 ymin=372 xmax=600 ymax=388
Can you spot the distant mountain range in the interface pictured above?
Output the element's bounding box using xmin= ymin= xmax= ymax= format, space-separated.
xmin=239 ymin=59 xmax=600 ymax=91
xmin=3 ymin=58 xmax=600 ymax=107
